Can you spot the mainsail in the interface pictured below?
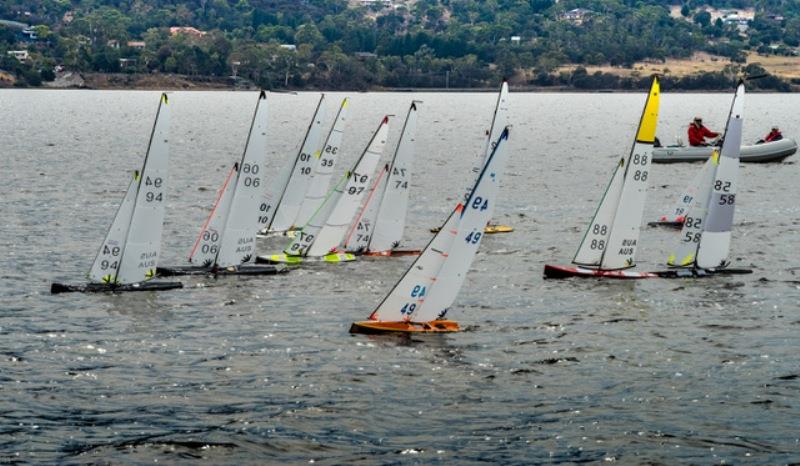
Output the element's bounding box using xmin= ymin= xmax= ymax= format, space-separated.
xmin=342 ymin=164 xmax=388 ymax=252
xmin=367 ymin=101 xmax=419 ymax=253
xmin=668 ymin=81 xmax=745 ymax=269
xmin=188 ymin=91 xmax=269 ymax=268
xmin=262 ymin=94 xmax=328 ymax=232
xmin=89 ymin=93 xmax=170 ymax=285
xmin=306 ymin=116 xmax=390 ymax=256
xmin=572 ymin=77 xmax=660 ymax=270
xmin=464 ymin=82 xmax=509 ymax=201
xmin=293 ymin=97 xmax=349 ymax=228
xmin=369 ymin=128 xmax=511 ymax=322
xmin=666 ymin=153 xmax=718 ymax=267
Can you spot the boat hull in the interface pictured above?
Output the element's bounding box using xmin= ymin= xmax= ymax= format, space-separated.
xmin=361 ymin=249 xmax=421 ymax=257
xmin=256 ymin=228 xmax=298 ymax=238
xmin=647 ymin=220 xmax=684 ymax=229
xmin=255 ymin=252 xmax=356 ymax=264
xmin=652 ymin=138 xmax=796 ymax=163
xmin=349 ymin=320 xmax=461 ymax=334
xmin=543 ymin=264 xmax=753 ymax=279
xmin=156 ymin=264 xmax=288 ymax=276
xmin=51 ymin=281 xmax=183 ymax=294
xmin=430 ymin=224 xmax=513 ymax=234
xmin=544 ymin=264 xmax=659 ymax=279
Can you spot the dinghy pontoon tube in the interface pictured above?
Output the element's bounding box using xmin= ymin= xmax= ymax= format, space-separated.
xmin=652 ymin=138 xmax=796 ymax=163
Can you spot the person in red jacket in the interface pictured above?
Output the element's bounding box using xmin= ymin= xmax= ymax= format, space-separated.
xmin=687 ymin=116 xmax=719 ymax=146
xmin=763 ymin=126 xmax=783 ymax=143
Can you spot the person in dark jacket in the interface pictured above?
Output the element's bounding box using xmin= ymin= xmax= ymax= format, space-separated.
xmin=757 ymin=126 xmax=783 ymax=144
xmin=687 ymin=116 xmax=719 ymax=146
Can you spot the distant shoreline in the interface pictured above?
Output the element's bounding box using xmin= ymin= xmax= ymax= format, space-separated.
xmin=1 ymin=71 xmax=791 ymax=93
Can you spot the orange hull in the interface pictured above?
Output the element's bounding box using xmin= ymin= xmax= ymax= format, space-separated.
xmin=349 ymin=320 xmax=460 ymax=334
xmin=361 ymin=249 xmax=421 ymax=257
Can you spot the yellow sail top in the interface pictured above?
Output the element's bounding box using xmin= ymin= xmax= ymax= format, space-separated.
xmin=635 ymin=77 xmax=659 ymax=143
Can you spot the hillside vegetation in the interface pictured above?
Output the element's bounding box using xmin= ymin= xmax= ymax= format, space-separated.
xmin=1 ymin=0 xmax=799 ymax=90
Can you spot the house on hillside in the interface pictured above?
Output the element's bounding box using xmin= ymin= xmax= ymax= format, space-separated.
xmin=0 ymin=19 xmax=35 ymax=41
xmin=127 ymin=41 xmax=146 ymax=49
xmin=560 ymin=8 xmax=593 ymax=25
xmin=720 ymin=11 xmax=751 ymax=34
xmin=7 ymin=50 xmax=29 ymax=62
xmin=169 ymin=26 xmax=207 ymax=38
xmin=360 ymin=0 xmax=393 ymax=6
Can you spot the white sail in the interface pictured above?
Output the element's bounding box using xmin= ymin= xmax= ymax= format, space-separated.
xmin=215 ymin=91 xmax=269 ymax=267
xmin=368 ymin=204 xmax=463 ymax=322
xmin=666 ymin=153 xmax=719 ymax=267
xmin=696 ymin=82 xmax=744 ymax=269
xmin=267 ymin=94 xmax=327 ymax=232
xmin=88 ymin=177 xmax=137 ymax=284
xmin=342 ymin=165 xmax=388 ymax=252
xmin=258 ymin=153 xmax=294 ymax=233
xmin=283 ymin=177 xmax=346 ymax=256
xmin=600 ymin=142 xmax=654 ymax=270
xmin=306 ymin=117 xmax=390 ymax=257
xmin=294 ymin=97 xmax=349 ymax=227
xmin=188 ymin=165 xmax=237 ymax=267
xmin=368 ymin=101 xmax=419 ymax=253
xmin=114 ymin=93 xmax=171 ymax=284
xmin=572 ymin=160 xmax=625 ymax=266
xmin=410 ymin=128 xmax=511 ymax=322
xmin=573 ymin=77 xmax=659 ymax=270
xmin=661 ymin=167 xmax=705 ymax=223
xmin=464 ymin=82 xmax=509 ymax=200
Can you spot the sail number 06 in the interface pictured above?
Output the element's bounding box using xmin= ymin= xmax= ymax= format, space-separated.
xmin=242 ymin=163 xmax=260 ymax=187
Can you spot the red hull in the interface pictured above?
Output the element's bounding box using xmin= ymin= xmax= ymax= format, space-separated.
xmin=361 ymin=249 xmax=421 ymax=257
xmin=543 ymin=264 xmax=659 ymax=279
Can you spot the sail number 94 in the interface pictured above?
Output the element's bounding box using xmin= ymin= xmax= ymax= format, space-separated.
xmin=144 ymin=176 xmax=163 ymax=202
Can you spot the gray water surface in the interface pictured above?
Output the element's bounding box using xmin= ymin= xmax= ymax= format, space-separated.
xmin=2 ymin=90 xmax=799 ymax=464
